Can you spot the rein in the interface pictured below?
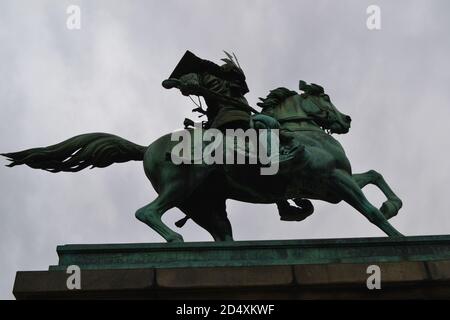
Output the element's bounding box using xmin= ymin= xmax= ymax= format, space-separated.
xmin=277 ymin=115 xmax=314 ymax=123
xmin=275 ymin=101 xmax=332 ymax=134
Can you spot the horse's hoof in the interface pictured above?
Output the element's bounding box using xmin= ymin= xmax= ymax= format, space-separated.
xmin=279 ymin=205 xmax=313 ymax=222
xmin=391 ymin=231 xmax=405 ymax=238
xmin=167 ymin=235 xmax=184 ymax=243
xmin=380 ymin=198 xmax=402 ymax=220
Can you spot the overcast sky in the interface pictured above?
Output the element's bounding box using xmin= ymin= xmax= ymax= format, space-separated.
xmin=1 ymin=0 xmax=450 ymax=299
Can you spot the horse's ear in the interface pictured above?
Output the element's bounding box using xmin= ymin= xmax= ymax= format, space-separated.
xmin=311 ymin=83 xmax=324 ymax=94
xmin=299 ymin=80 xmax=308 ymax=92
xmin=300 ymin=80 xmax=325 ymax=95
xmin=256 ymin=97 xmax=265 ymax=108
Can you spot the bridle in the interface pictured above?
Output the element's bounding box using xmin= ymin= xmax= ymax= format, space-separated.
xmin=275 ymin=95 xmax=334 ymax=134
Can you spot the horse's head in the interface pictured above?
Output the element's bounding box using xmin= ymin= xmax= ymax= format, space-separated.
xmin=299 ymin=80 xmax=351 ymax=134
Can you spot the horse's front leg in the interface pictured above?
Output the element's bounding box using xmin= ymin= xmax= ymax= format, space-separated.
xmin=330 ymin=169 xmax=403 ymax=237
xmin=352 ymin=170 xmax=403 ymax=219
xmin=276 ymin=199 xmax=314 ymax=221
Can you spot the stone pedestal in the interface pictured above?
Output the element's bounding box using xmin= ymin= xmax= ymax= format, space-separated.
xmin=13 ymin=235 xmax=450 ymax=299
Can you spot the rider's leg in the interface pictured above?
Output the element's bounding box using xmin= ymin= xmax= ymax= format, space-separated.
xmin=331 ymin=169 xmax=403 ymax=237
xmin=352 ymin=170 xmax=403 ymax=219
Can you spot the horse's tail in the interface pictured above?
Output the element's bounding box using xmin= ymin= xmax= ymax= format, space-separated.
xmin=2 ymin=133 xmax=147 ymax=173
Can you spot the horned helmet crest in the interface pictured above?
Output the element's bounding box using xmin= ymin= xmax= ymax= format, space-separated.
xmin=221 ymin=50 xmax=249 ymax=94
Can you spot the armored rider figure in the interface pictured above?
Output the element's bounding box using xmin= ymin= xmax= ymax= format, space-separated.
xmin=162 ymin=50 xmax=253 ymax=131
xmin=163 ymin=50 xmax=313 ymax=223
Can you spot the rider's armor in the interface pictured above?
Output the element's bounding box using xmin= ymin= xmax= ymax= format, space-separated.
xmin=162 ymin=50 xmax=251 ymax=130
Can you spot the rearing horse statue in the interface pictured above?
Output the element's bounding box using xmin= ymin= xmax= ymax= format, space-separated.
xmin=2 ymin=80 xmax=403 ymax=242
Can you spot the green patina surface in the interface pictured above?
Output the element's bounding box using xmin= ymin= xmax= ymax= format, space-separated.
xmin=49 ymin=235 xmax=450 ymax=270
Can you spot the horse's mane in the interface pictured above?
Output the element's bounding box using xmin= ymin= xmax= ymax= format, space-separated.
xmin=257 ymin=87 xmax=297 ymax=110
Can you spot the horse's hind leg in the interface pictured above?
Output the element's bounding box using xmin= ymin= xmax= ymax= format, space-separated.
xmin=180 ymin=199 xmax=233 ymax=242
xmin=352 ymin=170 xmax=403 ymax=219
xmin=206 ymin=200 xmax=233 ymax=242
xmin=135 ymin=192 xmax=183 ymax=243
xmin=331 ymin=169 xmax=403 ymax=237
xmin=191 ymin=209 xmax=233 ymax=242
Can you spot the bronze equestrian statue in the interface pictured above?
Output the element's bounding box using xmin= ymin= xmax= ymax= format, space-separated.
xmin=1 ymin=51 xmax=403 ymax=242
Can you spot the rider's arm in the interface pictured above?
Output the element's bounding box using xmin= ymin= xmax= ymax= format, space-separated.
xmin=177 ymin=73 xmax=202 ymax=96
xmin=178 ymin=73 xmax=228 ymax=98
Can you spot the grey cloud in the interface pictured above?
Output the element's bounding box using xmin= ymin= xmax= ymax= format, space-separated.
xmin=1 ymin=0 xmax=449 ymax=299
